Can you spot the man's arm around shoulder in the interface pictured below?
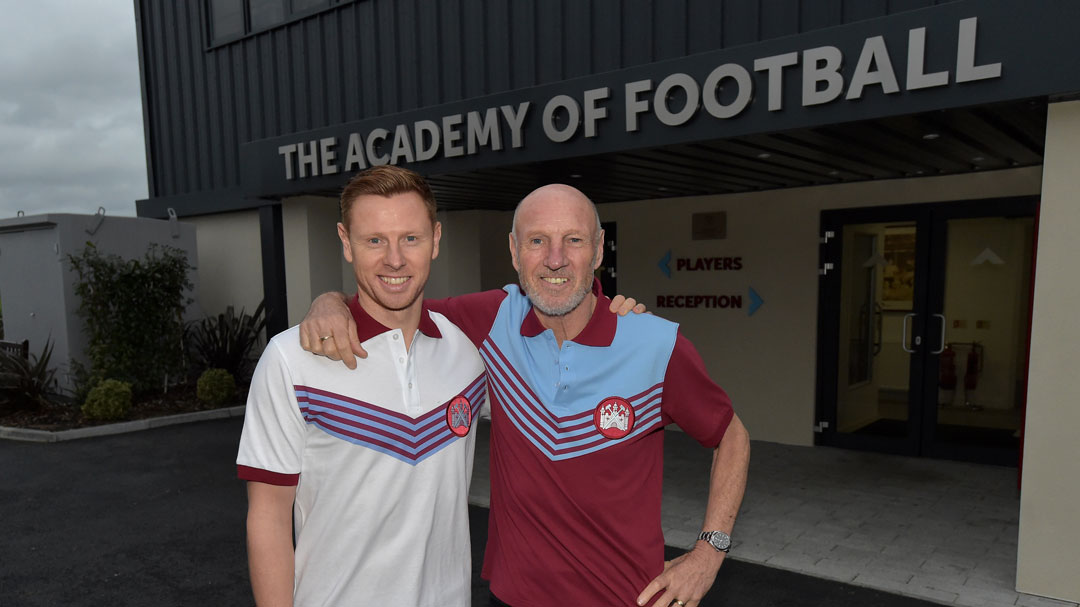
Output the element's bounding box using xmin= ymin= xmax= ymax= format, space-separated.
xmin=246 ymin=481 xmax=297 ymax=607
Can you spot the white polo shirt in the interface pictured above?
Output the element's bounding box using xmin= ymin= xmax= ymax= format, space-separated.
xmin=237 ymin=296 xmax=486 ymax=607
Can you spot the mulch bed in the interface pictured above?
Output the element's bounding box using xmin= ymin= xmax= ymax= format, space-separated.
xmin=0 ymin=383 xmax=243 ymax=431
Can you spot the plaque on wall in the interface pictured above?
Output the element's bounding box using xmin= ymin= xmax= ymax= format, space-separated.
xmin=692 ymin=211 xmax=726 ymax=240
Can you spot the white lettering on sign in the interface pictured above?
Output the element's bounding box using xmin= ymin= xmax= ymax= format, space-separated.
xmin=543 ymin=94 xmax=581 ymax=143
xmin=906 ymin=27 xmax=949 ymax=90
xmin=702 ymin=63 xmax=753 ymax=119
xmin=467 ymin=107 xmax=502 ymax=154
xmin=275 ymin=17 xmax=1003 ymax=181
xmin=414 ymin=120 xmax=440 ymax=162
xmin=846 ymin=36 xmax=901 ymax=100
xmin=754 ymin=52 xmax=799 ymax=112
xmin=583 ymin=87 xmax=610 ymax=137
xmin=803 ymin=46 xmax=844 ymax=106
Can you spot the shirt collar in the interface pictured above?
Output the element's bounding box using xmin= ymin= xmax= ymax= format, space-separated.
xmin=348 ymin=294 xmax=443 ymax=342
xmin=519 ymin=278 xmax=615 ymax=347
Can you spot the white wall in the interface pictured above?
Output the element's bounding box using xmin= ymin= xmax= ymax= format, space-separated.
xmin=427 ymin=210 xmax=484 ymax=300
xmin=598 ymin=167 xmax=1041 ymax=445
xmin=188 ymin=210 xmax=262 ymax=318
xmin=427 ymin=208 xmax=519 ymax=298
xmin=282 ymin=196 xmax=341 ymax=326
xmin=1017 ymin=100 xmax=1080 ymax=603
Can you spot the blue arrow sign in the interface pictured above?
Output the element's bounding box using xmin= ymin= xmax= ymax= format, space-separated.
xmin=748 ymin=287 xmax=764 ymax=316
xmin=658 ymin=249 xmax=672 ymax=278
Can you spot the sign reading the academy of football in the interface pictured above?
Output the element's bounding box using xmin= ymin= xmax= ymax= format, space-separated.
xmin=241 ymin=7 xmax=1036 ymax=197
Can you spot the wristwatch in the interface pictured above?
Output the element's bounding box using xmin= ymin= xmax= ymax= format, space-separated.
xmin=698 ymin=530 xmax=732 ymax=553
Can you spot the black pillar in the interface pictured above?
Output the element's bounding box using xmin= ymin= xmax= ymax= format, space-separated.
xmin=259 ymin=202 xmax=289 ymax=338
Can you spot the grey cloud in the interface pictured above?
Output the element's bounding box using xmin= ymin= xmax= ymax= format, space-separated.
xmin=0 ymin=0 xmax=146 ymax=220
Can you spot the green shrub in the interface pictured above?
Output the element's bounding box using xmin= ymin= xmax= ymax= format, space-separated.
xmin=68 ymin=243 xmax=193 ymax=395
xmin=82 ymin=379 xmax=133 ymax=421
xmin=186 ymin=302 xmax=267 ymax=382
xmin=0 ymin=339 xmax=60 ymax=414
xmin=197 ymin=369 xmax=236 ymax=406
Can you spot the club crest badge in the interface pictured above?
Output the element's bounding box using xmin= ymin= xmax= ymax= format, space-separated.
xmin=446 ymin=395 xmax=472 ymax=437
xmin=593 ymin=396 xmax=635 ymax=440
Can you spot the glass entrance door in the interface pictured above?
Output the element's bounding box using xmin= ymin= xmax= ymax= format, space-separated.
xmin=816 ymin=198 xmax=1037 ymax=464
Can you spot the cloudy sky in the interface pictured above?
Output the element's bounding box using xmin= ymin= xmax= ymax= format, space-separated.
xmin=0 ymin=1 xmax=145 ymax=219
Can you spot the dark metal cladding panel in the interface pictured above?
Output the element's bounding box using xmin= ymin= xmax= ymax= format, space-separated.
xmin=654 ymin=0 xmax=688 ymax=61
xmin=340 ymin=9 xmax=362 ymax=121
xmin=621 ymin=0 xmax=654 ymax=67
xmin=135 ymin=0 xmax=960 ymax=202
xmin=437 ymin=0 xmax=464 ymax=103
xmin=565 ymin=1 xmax=593 ymax=78
xmin=686 ymin=0 xmax=724 ymax=54
xmin=324 ymin=13 xmax=344 ymax=125
xmin=800 ymin=0 xmax=843 ymax=31
xmin=462 ymin=0 xmax=487 ymax=96
xmin=395 ymin=0 xmax=421 ymax=110
xmin=356 ymin=0 xmax=381 ymax=117
xmin=723 ymin=0 xmax=761 ymax=47
xmin=591 ymin=0 xmax=622 ymax=73
xmin=375 ymin=0 xmax=400 ymax=113
xmin=486 ymin=1 xmax=512 ymax=93
xmin=845 ymin=0 xmax=890 ymax=22
xmin=535 ymin=0 xmax=564 ymax=85
xmin=761 ymin=0 xmax=802 ymax=39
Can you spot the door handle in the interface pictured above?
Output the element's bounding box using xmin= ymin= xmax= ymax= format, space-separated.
xmin=931 ymin=314 xmax=946 ymax=354
xmin=902 ymin=313 xmax=917 ymax=353
xmin=873 ymin=303 xmax=882 ymax=356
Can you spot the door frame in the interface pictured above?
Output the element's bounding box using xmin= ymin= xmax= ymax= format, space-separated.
xmin=815 ymin=196 xmax=1038 ymax=464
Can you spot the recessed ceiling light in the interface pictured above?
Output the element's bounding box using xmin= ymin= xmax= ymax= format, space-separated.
xmin=570 ymin=173 xmax=582 ymax=178
xmin=972 ymin=156 xmax=984 ymax=163
xmin=828 ymin=170 xmax=840 ymax=176
xmin=756 ymin=152 xmax=771 ymax=159
xmin=922 ymin=133 xmax=940 ymax=140
xmin=657 ymin=186 xmax=669 ymax=191
xmin=915 ymin=170 xmax=925 ymax=175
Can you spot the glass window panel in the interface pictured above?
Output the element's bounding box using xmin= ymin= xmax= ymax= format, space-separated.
xmin=209 ymin=0 xmax=245 ymax=43
xmin=836 ymin=222 xmax=913 ymax=438
xmin=292 ymin=0 xmax=329 ymax=13
xmin=250 ymin=0 xmax=287 ymax=30
xmin=935 ymin=216 xmax=1033 ymax=450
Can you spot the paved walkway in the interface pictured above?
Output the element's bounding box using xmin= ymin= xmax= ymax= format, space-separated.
xmin=471 ymin=422 xmax=1075 ymax=607
xmin=1 ymin=416 xmax=1072 ymax=606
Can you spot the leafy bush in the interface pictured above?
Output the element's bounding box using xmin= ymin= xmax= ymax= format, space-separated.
xmin=197 ymin=368 xmax=236 ymax=406
xmin=0 ymin=339 xmax=60 ymax=413
xmin=68 ymin=243 xmax=192 ymax=395
xmin=186 ymin=302 xmax=266 ymax=382
xmin=82 ymin=379 xmax=133 ymax=421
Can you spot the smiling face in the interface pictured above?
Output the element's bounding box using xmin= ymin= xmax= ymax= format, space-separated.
xmin=338 ymin=191 xmax=441 ymax=324
xmin=510 ymin=185 xmax=604 ymax=318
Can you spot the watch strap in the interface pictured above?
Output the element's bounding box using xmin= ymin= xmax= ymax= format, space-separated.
xmin=698 ymin=530 xmax=731 ymax=552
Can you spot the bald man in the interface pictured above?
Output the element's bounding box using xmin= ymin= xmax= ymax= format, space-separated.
xmin=301 ymin=184 xmax=749 ymax=607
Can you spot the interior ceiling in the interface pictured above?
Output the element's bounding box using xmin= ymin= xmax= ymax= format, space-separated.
xmin=422 ymin=98 xmax=1047 ymax=211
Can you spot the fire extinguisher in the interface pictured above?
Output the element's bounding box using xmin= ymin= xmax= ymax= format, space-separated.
xmin=939 ymin=345 xmax=957 ymax=390
xmin=964 ymin=346 xmax=980 ymax=391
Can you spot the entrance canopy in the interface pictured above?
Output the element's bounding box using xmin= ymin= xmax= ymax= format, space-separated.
xmin=234 ymin=0 xmax=1070 ymax=212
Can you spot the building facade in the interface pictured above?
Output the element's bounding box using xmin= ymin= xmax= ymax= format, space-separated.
xmin=134 ymin=1 xmax=1080 ymax=601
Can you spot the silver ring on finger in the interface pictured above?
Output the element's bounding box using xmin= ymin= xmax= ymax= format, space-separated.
xmin=675 ymin=601 xmax=685 ymax=606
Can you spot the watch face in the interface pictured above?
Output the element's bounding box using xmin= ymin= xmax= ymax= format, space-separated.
xmin=710 ymin=532 xmax=731 ymax=551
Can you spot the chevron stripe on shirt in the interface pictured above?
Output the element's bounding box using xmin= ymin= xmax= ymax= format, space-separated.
xmin=295 ymin=373 xmax=486 ymax=466
xmin=480 ymin=338 xmax=663 ymax=460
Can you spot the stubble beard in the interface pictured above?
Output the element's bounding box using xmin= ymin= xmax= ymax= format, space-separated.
xmin=522 ymin=276 xmax=591 ymax=317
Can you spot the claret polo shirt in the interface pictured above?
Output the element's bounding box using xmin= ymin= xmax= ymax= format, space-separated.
xmin=428 ymin=280 xmax=735 ymax=607
xmin=236 ymin=295 xmax=486 ymax=607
